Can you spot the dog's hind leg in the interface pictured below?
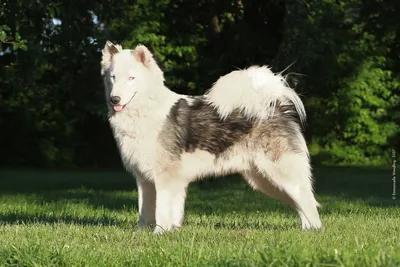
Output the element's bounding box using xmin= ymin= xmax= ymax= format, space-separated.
xmin=249 ymin=152 xmax=322 ymax=230
xmin=243 ymin=169 xmax=295 ymax=206
xmin=242 ymin=169 xmax=313 ymax=229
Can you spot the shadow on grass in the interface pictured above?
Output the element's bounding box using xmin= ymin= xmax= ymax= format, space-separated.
xmin=29 ymin=180 xmax=295 ymax=215
xmin=0 ymin=211 xmax=298 ymax=231
xmin=312 ymin=166 xmax=399 ymax=208
xmin=0 ymin=170 xmax=299 ymax=229
xmin=0 ymin=169 xmax=136 ymax=193
xmin=36 ymin=190 xmax=138 ymax=211
xmin=0 ymin=212 xmax=129 ymax=228
xmin=0 ymin=166 xmax=398 ymax=221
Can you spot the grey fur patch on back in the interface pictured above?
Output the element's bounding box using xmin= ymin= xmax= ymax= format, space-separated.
xmin=160 ymin=97 xmax=253 ymax=157
xmin=160 ymin=97 xmax=306 ymax=161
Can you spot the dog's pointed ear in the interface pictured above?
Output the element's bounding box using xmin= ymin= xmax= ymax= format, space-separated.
xmin=102 ymin=41 xmax=121 ymax=57
xmin=101 ymin=41 xmax=122 ymax=75
xmin=132 ymin=44 xmax=154 ymax=68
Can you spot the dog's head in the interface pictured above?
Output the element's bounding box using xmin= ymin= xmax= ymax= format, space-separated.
xmin=101 ymin=41 xmax=164 ymax=112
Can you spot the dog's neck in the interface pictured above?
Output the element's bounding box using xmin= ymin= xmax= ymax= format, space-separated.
xmin=108 ymin=84 xmax=181 ymax=134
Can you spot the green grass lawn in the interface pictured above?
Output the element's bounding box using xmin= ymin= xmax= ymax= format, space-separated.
xmin=0 ymin=166 xmax=399 ymax=266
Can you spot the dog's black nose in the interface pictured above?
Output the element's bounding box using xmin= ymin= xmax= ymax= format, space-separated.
xmin=110 ymin=96 xmax=121 ymax=105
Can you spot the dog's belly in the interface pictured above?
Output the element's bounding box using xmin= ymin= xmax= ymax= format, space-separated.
xmin=178 ymin=146 xmax=253 ymax=181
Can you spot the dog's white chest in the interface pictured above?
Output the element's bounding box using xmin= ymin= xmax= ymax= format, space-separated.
xmin=109 ymin=114 xmax=163 ymax=178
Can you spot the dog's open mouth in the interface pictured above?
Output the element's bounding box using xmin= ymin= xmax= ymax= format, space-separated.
xmin=113 ymin=105 xmax=125 ymax=112
xmin=112 ymin=92 xmax=137 ymax=112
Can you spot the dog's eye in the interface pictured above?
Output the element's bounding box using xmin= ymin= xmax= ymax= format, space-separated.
xmin=128 ymin=76 xmax=135 ymax=80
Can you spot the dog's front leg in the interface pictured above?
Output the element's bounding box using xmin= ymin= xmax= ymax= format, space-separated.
xmin=171 ymin=185 xmax=188 ymax=229
xmin=153 ymin=177 xmax=188 ymax=235
xmin=136 ymin=177 xmax=156 ymax=230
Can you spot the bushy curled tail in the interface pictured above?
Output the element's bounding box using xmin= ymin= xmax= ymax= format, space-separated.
xmin=204 ymin=66 xmax=306 ymax=125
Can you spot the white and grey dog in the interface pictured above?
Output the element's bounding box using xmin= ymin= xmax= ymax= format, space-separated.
xmin=100 ymin=41 xmax=322 ymax=234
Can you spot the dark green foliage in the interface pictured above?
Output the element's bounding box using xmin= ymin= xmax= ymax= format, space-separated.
xmin=272 ymin=0 xmax=400 ymax=165
xmin=0 ymin=0 xmax=399 ymax=167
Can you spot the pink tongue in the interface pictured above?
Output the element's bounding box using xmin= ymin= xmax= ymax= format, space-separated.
xmin=113 ymin=105 xmax=124 ymax=112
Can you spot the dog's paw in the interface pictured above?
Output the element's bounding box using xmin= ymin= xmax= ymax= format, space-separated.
xmin=136 ymin=226 xmax=151 ymax=233
xmin=152 ymin=225 xmax=166 ymax=235
xmin=136 ymin=221 xmax=155 ymax=232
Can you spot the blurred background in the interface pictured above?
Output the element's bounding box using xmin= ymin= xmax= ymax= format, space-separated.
xmin=0 ymin=0 xmax=399 ymax=170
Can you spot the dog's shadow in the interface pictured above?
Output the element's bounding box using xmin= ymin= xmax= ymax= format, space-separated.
xmin=0 ymin=212 xmax=126 ymax=228
xmin=0 ymin=212 xmax=296 ymax=232
xmin=36 ymin=189 xmax=138 ymax=211
xmin=2 ymin=166 xmax=397 ymax=230
xmin=0 ymin=178 xmax=297 ymax=230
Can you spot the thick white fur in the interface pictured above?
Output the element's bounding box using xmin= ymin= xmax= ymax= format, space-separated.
xmin=101 ymin=41 xmax=322 ymax=234
xmin=205 ymin=66 xmax=306 ymax=125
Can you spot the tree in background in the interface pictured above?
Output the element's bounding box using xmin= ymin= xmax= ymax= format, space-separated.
xmin=0 ymin=0 xmax=398 ymax=168
xmin=0 ymin=0 xmax=121 ymax=167
xmin=272 ymin=0 xmax=400 ymax=165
